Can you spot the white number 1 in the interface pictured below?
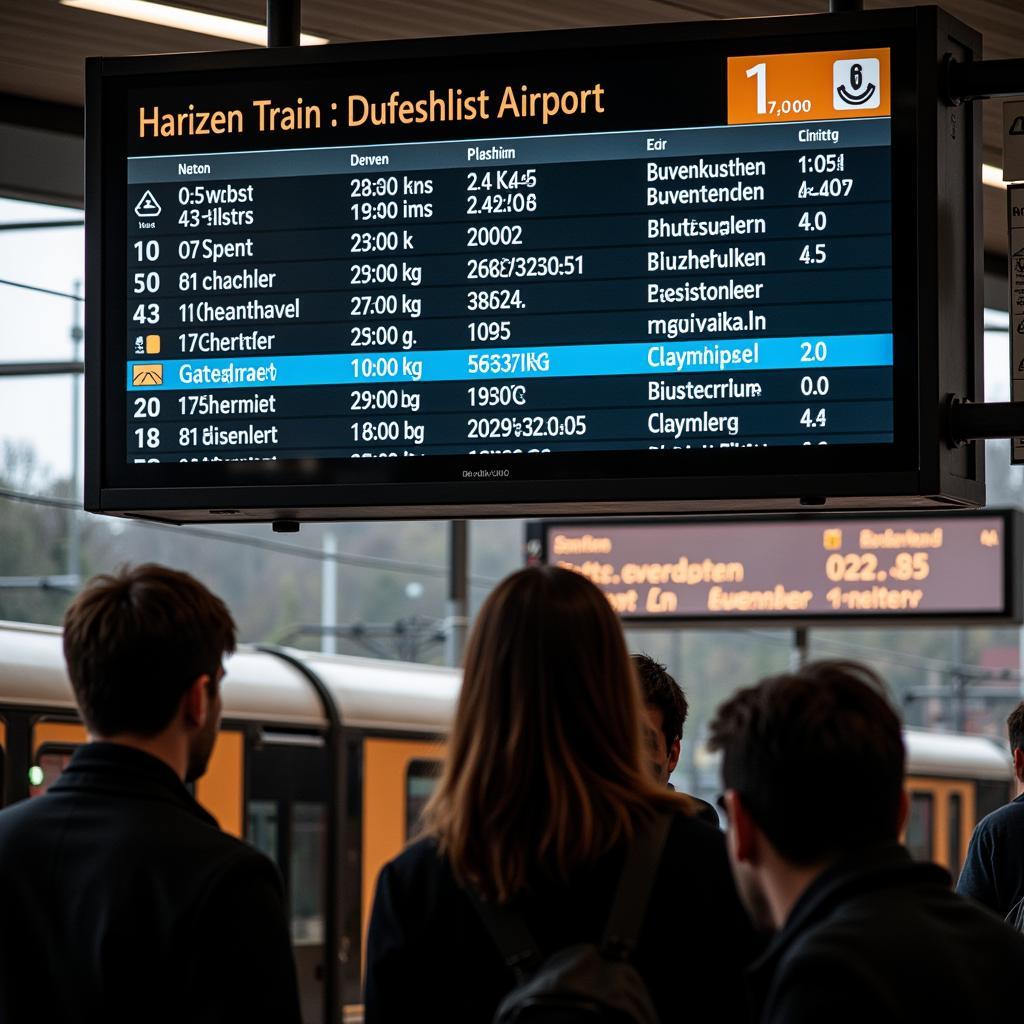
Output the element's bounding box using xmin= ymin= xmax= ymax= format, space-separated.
xmin=746 ymin=62 xmax=767 ymax=114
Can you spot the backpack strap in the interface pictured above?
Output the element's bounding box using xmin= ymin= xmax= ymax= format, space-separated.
xmin=467 ymin=888 xmax=544 ymax=983
xmin=601 ymin=811 xmax=673 ymax=961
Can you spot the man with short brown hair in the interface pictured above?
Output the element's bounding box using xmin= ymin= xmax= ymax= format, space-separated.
xmin=711 ymin=660 xmax=1024 ymax=1023
xmin=632 ymin=653 xmax=719 ymax=826
xmin=0 ymin=564 xmax=302 ymax=1024
xmin=957 ymin=701 xmax=1024 ymax=916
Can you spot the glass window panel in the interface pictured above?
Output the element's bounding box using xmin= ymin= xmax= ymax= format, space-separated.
xmin=406 ymin=759 xmax=443 ymax=841
xmin=247 ymin=798 xmax=279 ymax=863
xmin=290 ymin=801 xmax=325 ymax=946
xmin=905 ymin=791 xmax=934 ymax=862
xmin=0 ymin=197 xmax=84 ymax=492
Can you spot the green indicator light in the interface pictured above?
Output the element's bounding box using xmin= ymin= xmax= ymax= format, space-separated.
xmin=27 ymin=765 xmax=44 ymax=787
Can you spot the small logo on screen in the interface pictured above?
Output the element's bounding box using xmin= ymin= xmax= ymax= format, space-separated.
xmin=134 ymin=190 xmax=162 ymax=218
xmin=133 ymin=334 xmax=160 ymax=355
xmin=132 ymin=364 xmax=163 ymax=387
xmin=833 ymin=59 xmax=880 ymax=110
xmin=822 ymin=528 xmax=843 ymax=550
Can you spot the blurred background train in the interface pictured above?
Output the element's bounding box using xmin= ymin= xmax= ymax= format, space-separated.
xmin=0 ymin=620 xmax=1013 ymax=1023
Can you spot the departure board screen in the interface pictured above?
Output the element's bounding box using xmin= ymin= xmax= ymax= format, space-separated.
xmin=121 ymin=47 xmax=893 ymax=464
xmin=531 ymin=512 xmax=1022 ymax=625
xmin=91 ymin=11 xmax=983 ymax=521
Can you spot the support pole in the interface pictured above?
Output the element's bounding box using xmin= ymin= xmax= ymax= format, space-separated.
xmin=0 ymin=362 xmax=83 ymax=377
xmin=446 ymin=520 xmax=469 ymax=667
xmin=267 ymin=0 xmax=300 ymax=47
xmin=68 ymin=279 xmax=82 ymax=589
xmin=791 ymin=627 xmax=809 ymax=670
xmin=321 ymin=531 xmax=337 ymax=655
xmin=946 ymin=397 xmax=1024 ymax=446
xmin=952 ymin=629 xmax=967 ymax=732
xmin=946 ymin=57 xmax=1024 ymax=104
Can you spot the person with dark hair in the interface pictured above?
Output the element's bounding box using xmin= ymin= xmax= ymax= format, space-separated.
xmin=0 ymin=564 xmax=301 ymax=1024
xmin=957 ymin=700 xmax=1024 ymax=916
xmin=632 ymin=653 xmax=719 ymax=826
xmin=365 ymin=566 xmax=759 ymax=1024
xmin=710 ymin=659 xmax=1024 ymax=1024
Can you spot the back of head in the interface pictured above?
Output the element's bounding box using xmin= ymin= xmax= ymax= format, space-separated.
xmin=424 ymin=566 xmax=680 ymax=902
xmin=632 ymin=653 xmax=688 ymax=746
xmin=708 ymin=659 xmax=904 ymax=865
xmin=1008 ymin=702 xmax=1024 ymax=754
xmin=62 ymin=564 xmax=236 ymax=737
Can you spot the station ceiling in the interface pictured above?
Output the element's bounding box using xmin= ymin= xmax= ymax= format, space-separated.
xmin=1 ymin=0 xmax=1021 ymax=264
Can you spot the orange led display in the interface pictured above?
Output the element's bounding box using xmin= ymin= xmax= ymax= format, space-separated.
xmin=728 ymin=48 xmax=891 ymax=126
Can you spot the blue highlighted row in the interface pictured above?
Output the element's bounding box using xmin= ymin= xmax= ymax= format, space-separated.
xmin=127 ymin=334 xmax=894 ymax=391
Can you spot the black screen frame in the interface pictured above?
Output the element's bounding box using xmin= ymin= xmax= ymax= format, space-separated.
xmin=85 ymin=7 xmax=980 ymax=523
xmin=527 ymin=508 xmax=1024 ymax=627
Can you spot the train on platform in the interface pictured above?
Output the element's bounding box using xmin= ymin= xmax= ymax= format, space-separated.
xmin=0 ymin=620 xmax=1013 ymax=1023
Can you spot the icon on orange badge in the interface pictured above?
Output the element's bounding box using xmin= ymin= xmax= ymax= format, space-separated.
xmin=822 ymin=528 xmax=843 ymax=550
xmin=132 ymin=364 xmax=163 ymax=387
xmin=833 ymin=58 xmax=880 ymax=110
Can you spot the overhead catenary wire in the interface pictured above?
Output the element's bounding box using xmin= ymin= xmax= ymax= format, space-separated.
xmin=0 ymin=277 xmax=84 ymax=302
xmin=3 ymin=488 xmax=1022 ymax=681
xmin=742 ymin=628 xmax=1024 ymax=685
xmin=0 ymin=220 xmax=83 ymax=233
xmin=0 ymin=487 xmax=500 ymax=587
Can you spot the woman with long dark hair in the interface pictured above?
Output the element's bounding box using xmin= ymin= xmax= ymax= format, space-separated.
xmin=365 ymin=565 xmax=757 ymax=1022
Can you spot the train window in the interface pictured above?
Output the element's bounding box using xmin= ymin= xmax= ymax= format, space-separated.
xmin=291 ymin=802 xmax=326 ymax=945
xmin=906 ymin=792 xmax=934 ymax=862
xmin=948 ymin=792 xmax=963 ymax=873
xmin=29 ymin=747 xmax=75 ymax=798
xmin=247 ymin=799 xmax=279 ymax=862
xmin=405 ymin=759 xmax=443 ymax=841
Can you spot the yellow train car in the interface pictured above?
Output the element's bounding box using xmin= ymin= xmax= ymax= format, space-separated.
xmin=0 ymin=620 xmax=1012 ymax=1022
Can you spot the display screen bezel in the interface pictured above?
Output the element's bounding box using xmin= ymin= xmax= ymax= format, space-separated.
xmin=86 ymin=11 xmax=936 ymax=518
xmin=527 ymin=509 xmax=1024 ymax=627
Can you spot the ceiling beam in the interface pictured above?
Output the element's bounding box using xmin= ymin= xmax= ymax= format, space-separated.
xmin=0 ymin=92 xmax=83 ymax=136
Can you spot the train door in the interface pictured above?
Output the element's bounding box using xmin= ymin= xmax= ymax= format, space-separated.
xmin=246 ymin=731 xmax=329 ymax=1024
xmin=905 ymin=778 xmax=975 ymax=874
xmin=361 ymin=738 xmax=445 ymax=960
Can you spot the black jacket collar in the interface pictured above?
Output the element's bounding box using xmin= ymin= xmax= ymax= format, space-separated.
xmin=51 ymin=741 xmax=219 ymax=828
xmin=749 ymin=842 xmax=951 ymax=993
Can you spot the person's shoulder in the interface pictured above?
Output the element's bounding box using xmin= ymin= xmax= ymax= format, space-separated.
xmin=652 ymin=808 xmax=732 ymax=894
xmin=188 ymin=813 xmax=283 ymax=881
xmin=0 ymin=788 xmax=77 ymax=851
xmin=974 ymin=797 xmax=1024 ymax=836
xmin=664 ymin=805 xmax=727 ymax=849
xmin=371 ymin=836 xmax=456 ymax=930
xmin=0 ymin=791 xmax=53 ymax=849
xmin=380 ymin=835 xmax=447 ymax=888
xmin=131 ymin=795 xmax=279 ymax=885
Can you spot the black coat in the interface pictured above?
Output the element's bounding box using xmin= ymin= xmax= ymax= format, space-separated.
xmin=365 ymin=810 xmax=761 ymax=1024
xmin=0 ymin=742 xmax=302 ymax=1024
xmin=748 ymin=842 xmax=1024 ymax=1024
